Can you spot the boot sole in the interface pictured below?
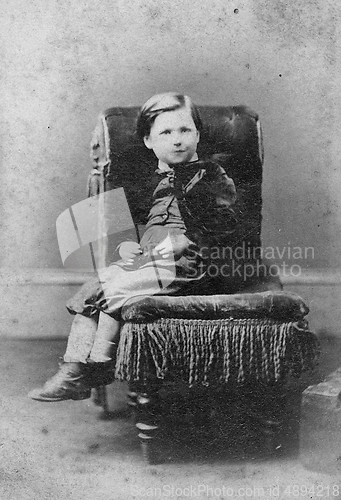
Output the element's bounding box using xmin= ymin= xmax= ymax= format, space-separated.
xmin=28 ymin=388 xmax=91 ymax=402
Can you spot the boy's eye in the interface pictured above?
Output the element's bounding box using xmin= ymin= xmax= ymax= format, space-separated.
xmin=159 ymin=127 xmax=192 ymax=135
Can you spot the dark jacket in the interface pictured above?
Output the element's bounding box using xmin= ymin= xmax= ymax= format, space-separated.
xmin=138 ymin=159 xmax=237 ymax=250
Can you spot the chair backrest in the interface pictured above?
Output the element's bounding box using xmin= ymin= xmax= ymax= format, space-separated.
xmin=89 ymin=105 xmax=264 ymax=264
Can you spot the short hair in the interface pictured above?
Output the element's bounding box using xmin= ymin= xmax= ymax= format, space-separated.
xmin=136 ymin=92 xmax=202 ymax=140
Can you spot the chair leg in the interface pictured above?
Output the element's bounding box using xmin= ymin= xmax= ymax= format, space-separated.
xmin=248 ymin=383 xmax=287 ymax=455
xmin=127 ymin=389 xmax=138 ymax=424
xmin=259 ymin=415 xmax=283 ymax=454
xmin=129 ymin=380 xmax=163 ymax=464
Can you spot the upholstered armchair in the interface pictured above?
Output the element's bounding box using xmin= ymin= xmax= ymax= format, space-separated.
xmin=88 ymin=105 xmax=318 ymax=464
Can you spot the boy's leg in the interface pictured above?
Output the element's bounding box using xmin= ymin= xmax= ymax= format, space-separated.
xmin=28 ymin=314 xmax=98 ymax=402
xmin=86 ymin=312 xmax=120 ymax=390
xmin=88 ymin=312 xmax=121 ymax=362
xmin=63 ymin=313 xmax=98 ymax=363
xmin=28 ymin=313 xmax=120 ymax=402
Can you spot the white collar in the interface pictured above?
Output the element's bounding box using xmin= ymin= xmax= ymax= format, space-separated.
xmin=157 ymin=153 xmax=199 ymax=171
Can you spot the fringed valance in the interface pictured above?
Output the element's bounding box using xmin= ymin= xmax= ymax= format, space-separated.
xmin=115 ymin=318 xmax=319 ymax=387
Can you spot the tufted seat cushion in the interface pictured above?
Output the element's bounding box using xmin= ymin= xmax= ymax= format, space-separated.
xmin=121 ymin=290 xmax=309 ymax=323
xmin=117 ymin=291 xmax=317 ymax=386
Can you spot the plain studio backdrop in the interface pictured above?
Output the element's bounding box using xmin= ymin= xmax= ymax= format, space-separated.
xmin=1 ymin=0 xmax=341 ymax=338
xmin=1 ymin=3 xmax=341 ymax=497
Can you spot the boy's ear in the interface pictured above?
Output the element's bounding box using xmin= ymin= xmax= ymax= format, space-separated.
xmin=196 ymin=130 xmax=200 ymax=143
xmin=144 ymin=136 xmax=153 ymax=149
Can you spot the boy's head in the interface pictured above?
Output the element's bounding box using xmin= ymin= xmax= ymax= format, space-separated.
xmin=136 ymin=92 xmax=202 ymax=166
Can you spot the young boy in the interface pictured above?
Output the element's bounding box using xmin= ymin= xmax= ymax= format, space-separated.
xmin=29 ymin=92 xmax=237 ymax=402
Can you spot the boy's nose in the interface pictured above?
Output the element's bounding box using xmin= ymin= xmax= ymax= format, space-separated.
xmin=173 ymin=134 xmax=182 ymax=146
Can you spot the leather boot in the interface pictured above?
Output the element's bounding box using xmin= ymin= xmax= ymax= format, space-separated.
xmin=87 ymin=359 xmax=116 ymax=388
xmin=28 ymin=361 xmax=91 ymax=402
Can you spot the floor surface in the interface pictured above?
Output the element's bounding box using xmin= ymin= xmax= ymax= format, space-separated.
xmin=1 ymin=335 xmax=340 ymax=500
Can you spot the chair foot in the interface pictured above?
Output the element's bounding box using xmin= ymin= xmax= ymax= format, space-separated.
xmin=260 ymin=417 xmax=283 ymax=455
xmin=140 ymin=438 xmax=164 ymax=465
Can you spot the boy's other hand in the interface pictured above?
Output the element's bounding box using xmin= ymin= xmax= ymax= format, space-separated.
xmin=154 ymin=233 xmax=190 ymax=259
xmin=119 ymin=241 xmax=142 ymax=265
xmin=154 ymin=234 xmax=173 ymax=259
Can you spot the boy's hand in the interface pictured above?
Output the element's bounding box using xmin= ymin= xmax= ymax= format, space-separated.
xmin=154 ymin=233 xmax=190 ymax=259
xmin=119 ymin=241 xmax=142 ymax=265
xmin=154 ymin=234 xmax=173 ymax=259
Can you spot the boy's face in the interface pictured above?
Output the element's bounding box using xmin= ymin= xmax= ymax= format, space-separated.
xmin=144 ymin=107 xmax=200 ymax=166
